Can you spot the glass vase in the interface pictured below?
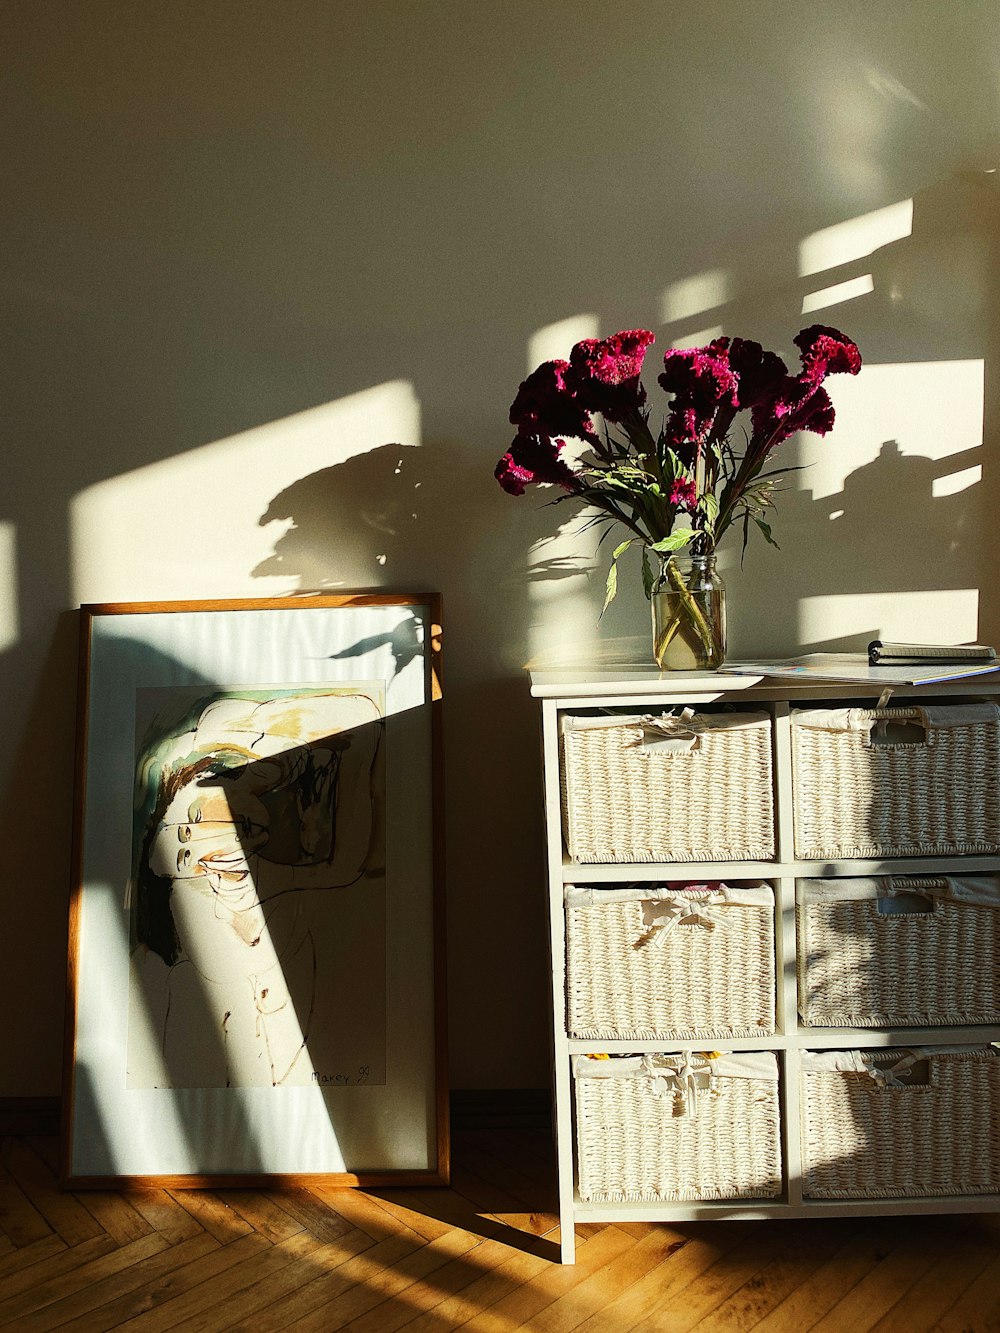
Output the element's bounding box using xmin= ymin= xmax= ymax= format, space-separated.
xmin=651 ymin=553 xmax=726 ymax=670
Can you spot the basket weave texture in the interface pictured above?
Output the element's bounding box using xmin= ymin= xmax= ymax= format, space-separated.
xmin=797 ymin=877 xmax=1000 ymax=1027
xmin=800 ymin=1047 xmax=1000 ymax=1198
xmin=792 ymin=704 xmax=1000 ymax=859
xmin=574 ymin=1053 xmax=782 ymax=1202
xmin=566 ymin=885 xmax=775 ymax=1038
xmin=560 ymin=711 xmax=774 ymax=863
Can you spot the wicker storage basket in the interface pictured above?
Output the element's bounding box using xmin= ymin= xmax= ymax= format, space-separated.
xmin=800 ymin=1046 xmax=1000 ymax=1198
xmin=574 ymin=1051 xmax=782 ymax=1202
xmin=566 ymin=883 xmax=775 ymax=1039
xmin=560 ymin=710 xmax=774 ymax=863
xmin=791 ymin=703 xmax=1000 ymax=859
xmin=797 ymin=876 xmax=1000 ymax=1027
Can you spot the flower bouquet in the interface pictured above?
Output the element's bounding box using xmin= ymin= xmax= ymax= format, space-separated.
xmin=496 ymin=324 xmax=861 ymax=668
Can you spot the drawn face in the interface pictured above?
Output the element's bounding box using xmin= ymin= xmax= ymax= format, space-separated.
xmin=148 ymin=786 xmax=268 ymax=884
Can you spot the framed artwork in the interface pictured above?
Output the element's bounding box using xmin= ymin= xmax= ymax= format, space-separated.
xmin=62 ymin=594 xmax=447 ymax=1187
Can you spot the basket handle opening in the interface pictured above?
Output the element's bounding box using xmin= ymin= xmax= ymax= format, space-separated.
xmin=876 ymin=893 xmax=935 ymax=916
xmin=868 ymin=717 xmax=928 ymax=747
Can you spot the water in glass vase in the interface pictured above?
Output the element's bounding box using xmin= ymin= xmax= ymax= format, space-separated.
xmin=651 ymin=554 xmax=726 ymax=670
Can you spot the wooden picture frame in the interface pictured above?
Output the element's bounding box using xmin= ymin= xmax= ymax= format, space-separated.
xmin=62 ymin=594 xmax=447 ymax=1188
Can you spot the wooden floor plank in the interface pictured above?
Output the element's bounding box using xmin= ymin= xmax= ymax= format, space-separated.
xmin=613 ymin=1225 xmax=787 ymax=1332
xmin=7 ymin=1234 xmax=220 ymax=1331
xmin=0 ymin=1233 xmax=173 ymax=1326
xmin=0 ymin=1140 xmax=104 ymax=1248
xmin=572 ymin=1224 xmax=755 ymax=1333
xmin=360 ymin=1182 xmax=556 ymax=1251
xmin=22 ymin=1139 xmax=58 ymax=1173
xmin=362 ymin=1188 xmax=464 ymax=1243
xmin=932 ymin=1251 xmax=1000 ymax=1333
xmin=871 ymin=1234 xmax=1000 ymax=1333
xmin=688 ymin=1219 xmax=864 ymax=1331
xmin=754 ymin=1223 xmax=909 ymax=1332
xmin=453 ymin=1226 xmax=636 ymax=1332
xmin=455 ymin=1133 xmax=559 ymax=1213
xmin=54 ymin=1233 xmax=272 ymax=1332
xmin=341 ymin=1231 xmax=552 ymax=1333
xmin=219 ymin=1191 xmax=306 ymax=1244
xmin=171 ymin=1230 xmax=376 ymax=1333
xmin=0 ymin=1234 xmax=118 ymax=1304
xmin=447 ymin=1159 xmax=560 ymax=1238
xmin=112 ymin=1230 xmax=328 ymax=1333
xmin=74 ymin=1190 xmax=155 ymax=1246
xmin=166 ymin=1191 xmax=255 ymax=1244
xmin=225 ymin=1232 xmax=425 ymax=1331
xmin=810 ymin=1232 xmax=953 ymax=1333
xmin=308 ymin=1185 xmax=433 ymax=1247
xmin=0 ymin=1233 xmax=66 ymax=1280
xmin=262 ymin=1188 xmax=356 ymax=1245
xmin=387 ymin=1235 xmax=556 ymax=1331
xmin=277 ymin=1226 xmax=486 ymax=1332
xmin=529 ymin=1226 xmax=745 ymax=1333
xmin=124 ymin=1189 xmax=207 ymax=1245
xmin=0 ymin=1171 xmax=52 ymax=1249
xmin=2 ymin=1132 xmax=1000 ymax=1333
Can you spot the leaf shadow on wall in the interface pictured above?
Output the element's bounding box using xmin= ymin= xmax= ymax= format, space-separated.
xmin=731 ymin=438 xmax=985 ymax=654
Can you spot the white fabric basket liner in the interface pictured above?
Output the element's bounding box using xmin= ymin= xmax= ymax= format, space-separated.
xmin=801 ymin=1046 xmax=998 ymax=1074
xmin=566 ymin=883 xmax=774 ymax=910
xmin=792 ymin=703 xmax=999 ymax=735
xmin=796 ymin=876 xmax=1000 ymax=908
xmin=561 ymin=710 xmax=772 ymax=755
xmin=573 ymin=1051 xmax=779 ymax=1082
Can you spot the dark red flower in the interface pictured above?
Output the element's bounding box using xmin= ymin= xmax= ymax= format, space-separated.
xmin=712 ymin=337 xmax=789 ymax=408
xmin=658 ymin=346 xmax=739 ymax=410
xmin=794 ymin=325 xmax=862 ymax=384
xmin=509 ymin=360 xmax=597 ymax=442
xmin=669 ymin=477 xmax=698 ymax=511
xmin=662 ymin=403 xmax=716 ymax=454
xmin=752 ymin=378 xmax=836 ymax=447
xmin=567 ymin=329 xmax=656 ymax=422
xmin=495 ymin=434 xmax=581 ymax=496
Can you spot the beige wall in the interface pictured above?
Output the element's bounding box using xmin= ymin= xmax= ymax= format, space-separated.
xmin=4 ymin=0 xmax=1000 ymax=1094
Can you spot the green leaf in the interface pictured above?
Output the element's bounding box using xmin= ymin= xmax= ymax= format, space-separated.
xmin=601 ymin=559 xmax=618 ymax=618
xmin=753 ymin=517 xmax=780 ymax=548
xmin=649 ymin=529 xmax=695 ymax=554
xmin=612 ymin=537 xmax=636 ymax=561
xmin=641 ymin=546 xmax=655 ymax=600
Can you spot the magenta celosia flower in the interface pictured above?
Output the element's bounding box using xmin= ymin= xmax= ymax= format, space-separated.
xmin=509 ymin=360 xmax=597 ymax=442
xmin=658 ymin=346 xmax=739 ymax=410
xmin=494 ymin=434 xmax=581 ymax=496
xmin=567 ymin=329 xmax=656 ymax=422
xmin=752 ymin=378 xmax=836 ymax=447
xmin=710 ymin=337 xmax=788 ymax=409
xmin=794 ymin=325 xmax=862 ymax=384
xmin=669 ymin=477 xmax=698 ymax=511
xmin=662 ymin=403 xmax=716 ymax=454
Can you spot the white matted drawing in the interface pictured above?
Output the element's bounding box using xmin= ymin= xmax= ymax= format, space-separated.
xmin=64 ymin=595 xmax=446 ymax=1187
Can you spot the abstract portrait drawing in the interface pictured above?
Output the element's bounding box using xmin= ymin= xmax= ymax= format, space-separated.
xmin=66 ymin=594 xmax=445 ymax=1187
xmin=126 ymin=685 xmax=386 ymax=1092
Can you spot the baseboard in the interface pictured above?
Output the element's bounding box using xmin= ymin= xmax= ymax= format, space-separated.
xmin=0 ymin=1090 xmax=553 ymax=1139
xmin=449 ymin=1088 xmax=551 ymax=1131
xmin=0 ymin=1097 xmax=61 ymax=1136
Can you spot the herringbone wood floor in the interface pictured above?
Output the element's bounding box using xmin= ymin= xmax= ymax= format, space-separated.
xmin=2 ymin=1132 xmax=1000 ymax=1331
